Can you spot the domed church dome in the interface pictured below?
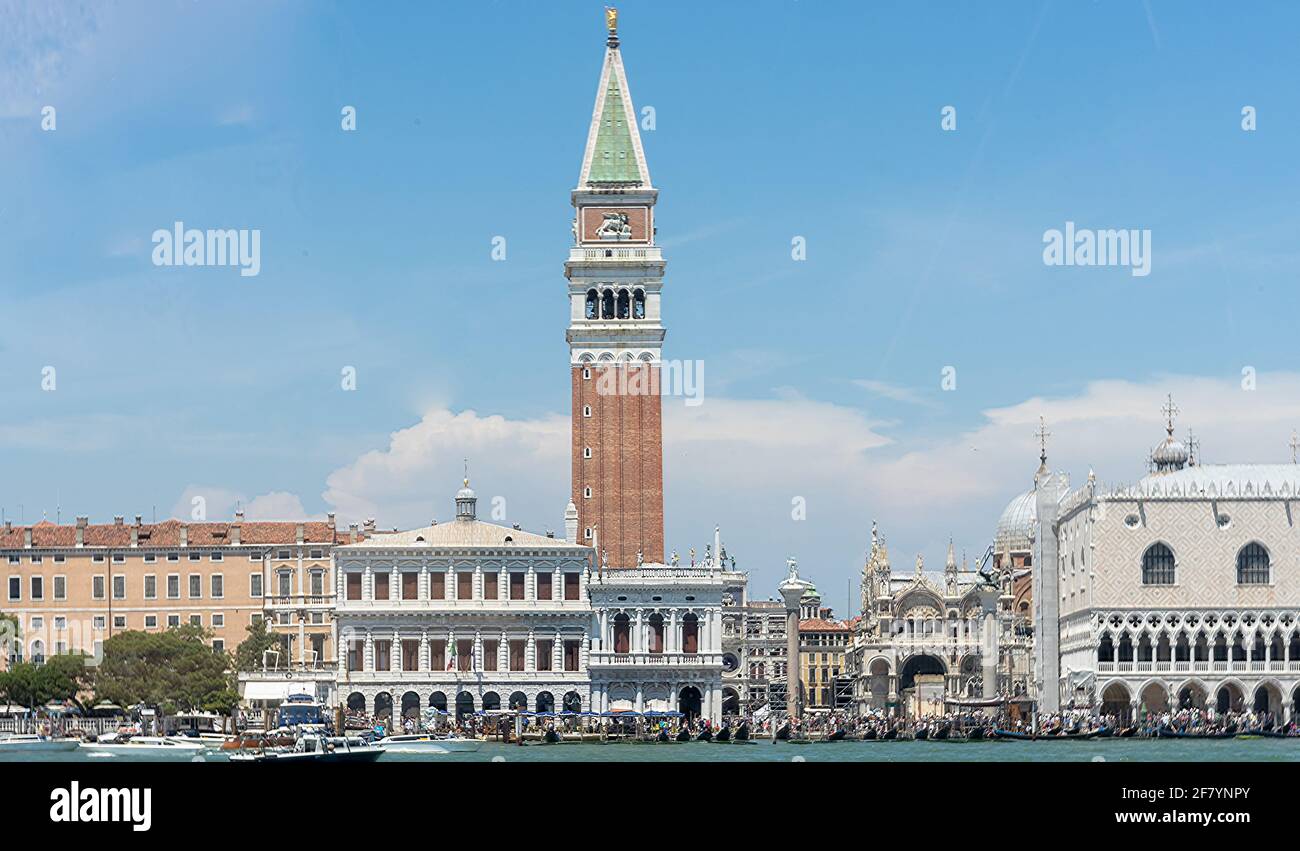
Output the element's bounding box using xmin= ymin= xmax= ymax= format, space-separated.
xmin=995 ymin=490 xmax=1036 ymax=554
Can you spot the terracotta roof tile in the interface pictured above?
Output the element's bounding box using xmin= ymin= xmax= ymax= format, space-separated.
xmin=798 ymin=617 xmax=850 ymax=632
xmin=0 ymin=518 xmax=346 ymax=550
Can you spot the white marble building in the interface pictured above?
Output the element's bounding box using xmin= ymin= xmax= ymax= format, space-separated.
xmin=332 ymin=483 xmax=594 ymax=722
xmin=1050 ymin=404 xmax=1300 ymax=723
xmin=586 ymin=530 xmax=726 ymax=722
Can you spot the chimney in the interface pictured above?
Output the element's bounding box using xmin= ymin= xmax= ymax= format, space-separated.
xmin=296 ymin=523 xmax=304 ymax=545
xmin=230 ymin=524 xmax=241 ymax=546
xmin=179 ymin=524 xmax=189 ymax=548
xmin=23 ymin=527 xmax=32 ymax=548
xmin=326 ymin=512 xmax=336 ymax=529
xmin=363 ymin=518 xmax=376 ymax=536
xmin=130 ymin=524 xmax=139 ymax=548
xmin=349 ymin=523 xmax=358 ymax=544
xmin=113 ymin=516 xmax=124 ymax=526
xmin=75 ymin=516 xmax=88 ymax=547
xmin=3 ymin=520 xmax=10 ymax=533
xmin=235 ymin=509 xmax=245 ymax=523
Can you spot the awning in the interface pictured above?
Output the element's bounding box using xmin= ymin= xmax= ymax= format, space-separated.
xmin=243 ymin=681 xmax=297 ymax=701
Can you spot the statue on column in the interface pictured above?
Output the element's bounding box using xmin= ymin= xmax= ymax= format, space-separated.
xmin=670 ymin=550 xmax=680 ymax=566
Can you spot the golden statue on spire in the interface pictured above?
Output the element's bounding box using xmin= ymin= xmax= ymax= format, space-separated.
xmin=605 ymin=7 xmax=618 ymax=33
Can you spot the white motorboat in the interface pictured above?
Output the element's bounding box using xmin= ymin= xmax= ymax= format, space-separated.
xmin=378 ymin=733 xmax=481 ymax=753
xmin=0 ymin=733 xmax=80 ymax=754
xmin=79 ymin=734 xmax=207 ymax=755
xmin=229 ymin=730 xmax=383 ymax=763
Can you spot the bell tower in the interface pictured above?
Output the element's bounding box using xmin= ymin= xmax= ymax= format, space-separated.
xmin=565 ymin=9 xmax=665 ymax=569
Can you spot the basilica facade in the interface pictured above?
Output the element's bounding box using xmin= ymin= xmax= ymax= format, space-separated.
xmin=846 ymin=527 xmax=1031 ymax=717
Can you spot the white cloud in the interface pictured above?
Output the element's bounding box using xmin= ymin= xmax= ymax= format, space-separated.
xmin=170 ymin=486 xmax=312 ymax=523
xmin=853 ymin=378 xmax=936 ymax=406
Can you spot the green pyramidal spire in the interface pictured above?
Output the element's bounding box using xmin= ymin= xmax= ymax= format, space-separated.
xmin=578 ymin=26 xmax=650 ymax=188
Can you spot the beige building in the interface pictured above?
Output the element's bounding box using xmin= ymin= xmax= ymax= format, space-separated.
xmin=0 ymin=513 xmax=359 ymax=678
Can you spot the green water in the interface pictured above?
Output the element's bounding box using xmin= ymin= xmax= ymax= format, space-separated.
xmin=8 ymin=739 xmax=1300 ymax=763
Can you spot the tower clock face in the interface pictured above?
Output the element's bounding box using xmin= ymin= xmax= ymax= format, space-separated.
xmin=722 ymin=652 xmax=740 ymax=673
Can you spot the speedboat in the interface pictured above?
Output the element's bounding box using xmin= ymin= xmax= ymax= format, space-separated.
xmin=376 ymin=733 xmax=481 ymax=753
xmin=230 ymin=731 xmax=383 ymax=763
xmin=80 ymin=734 xmax=207 ymax=755
xmin=0 ymin=733 xmax=80 ymax=754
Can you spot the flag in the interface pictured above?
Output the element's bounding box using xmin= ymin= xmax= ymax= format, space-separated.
xmin=446 ymin=641 xmax=456 ymax=671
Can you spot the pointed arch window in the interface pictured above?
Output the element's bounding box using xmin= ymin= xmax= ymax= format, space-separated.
xmin=1141 ymin=543 xmax=1175 ymax=585
xmin=1236 ymin=542 xmax=1270 ymax=584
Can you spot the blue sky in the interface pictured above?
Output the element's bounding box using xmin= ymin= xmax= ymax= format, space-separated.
xmin=4 ymin=1 xmax=1300 ymax=612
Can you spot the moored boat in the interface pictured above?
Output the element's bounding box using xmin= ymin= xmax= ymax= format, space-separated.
xmin=0 ymin=733 xmax=80 ymax=754
xmin=80 ymin=734 xmax=207 ymax=755
xmin=734 ymin=722 xmax=750 ymax=741
xmin=714 ymin=726 xmax=731 ymax=743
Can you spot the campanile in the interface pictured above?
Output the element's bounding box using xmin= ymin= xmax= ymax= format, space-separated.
xmin=565 ymin=10 xmax=665 ymax=569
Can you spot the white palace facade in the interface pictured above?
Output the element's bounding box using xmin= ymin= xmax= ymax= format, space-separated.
xmin=1051 ymin=406 xmax=1300 ymax=724
xmin=331 ymin=482 xmax=726 ymax=723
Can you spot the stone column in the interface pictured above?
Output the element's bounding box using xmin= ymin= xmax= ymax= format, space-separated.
xmin=779 ymin=578 xmax=806 ymax=720
xmin=474 ymin=630 xmax=483 ymax=671
xmin=364 ymin=629 xmax=374 ymax=671
xmin=420 ymin=629 xmax=429 ymax=671
xmin=526 ymin=629 xmax=536 ymax=671
xmin=552 ymin=631 xmax=563 ymax=671
xmin=982 ymin=612 xmax=999 ymax=700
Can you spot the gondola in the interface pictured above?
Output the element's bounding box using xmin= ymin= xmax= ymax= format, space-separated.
xmin=965 ymin=727 xmax=986 ymax=742
xmin=675 ymin=728 xmax=692 ymax=742
xmin=914 ymin=727 xmax=930 ymax=741
xmin=827 ymin=729 xmax=847 ymax=742
xmin=882 ymin=728 xmax=898 ymax=740
xmin=1117 ymin=726 xmax=1137 ymax=738
xmin=697 ymin=728 xmax=713 ymax=742
xmin=1093 ymin=727 xmax=1114 ymax=738
xmin=861 ymin=727 xmax=877 ymax=740
xmin=543 ymin=729 xmax=561 ymax=744
xmin=932 ymin=725 xmax=950 ymax=741
xmin=656 ymin=729 xmax=670 ymax=742
xmin=715 ymin=726 xmax=731 ymax=742
xmin=774 ymin=723 xmax=792 ymax=741
xmin=993 ymin=729 xmax=1033 ymax=740
xmin=734 ymin=722 xmax=750 ymax=741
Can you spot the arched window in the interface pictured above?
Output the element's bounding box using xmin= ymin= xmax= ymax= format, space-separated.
xmin=1236 ymin=542 xmax=1270 ymax=584
xmin=1097 ymin=632 xmax=1114 ymax=663
xmin=1141 ymin=543 xmax=1176 ymax=585
xmin=616 ymin=289 xmax=630 ymax=319
xmin=648 ymin=613 xmax=664 ymax=654
xmin=632 ymin=289 xmax=646 ymax=319
xmin=681 ymin=613 xmax=699 ymax=654
xmin=585 ymin=289 xmax=598 ymax=319
xmin=612 ymin=613 xmax=630 ymax=654
xmin=601 ymin=289 xmax=615 ymax=319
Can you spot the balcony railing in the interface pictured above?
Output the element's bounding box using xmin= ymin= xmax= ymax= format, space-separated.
xmin=569 ymin=246 xmax=663 ymax=263
xmin=588 ymin=651 xmax=722 ymax=668
xmin=1099 ymin=658 xmax=1294 ymax=675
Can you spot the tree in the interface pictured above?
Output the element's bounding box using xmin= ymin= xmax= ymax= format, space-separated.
xmin=0 ymin=654 xmax=88 ymax=711
xmin=95 ymin=625 xmax=237 ymax=716
xmin=234 ymin=619 xmax=280 ymax=672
